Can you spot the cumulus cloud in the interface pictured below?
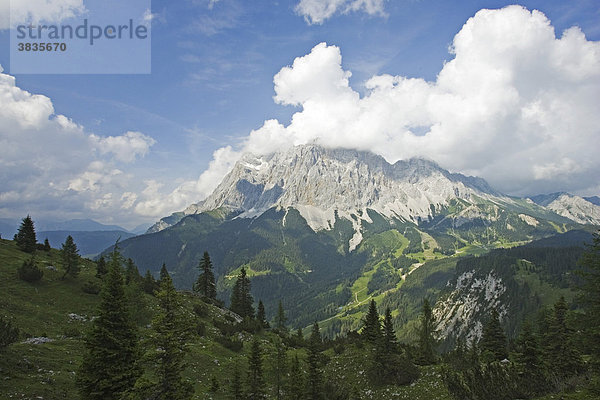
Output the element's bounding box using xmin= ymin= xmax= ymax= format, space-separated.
xmin=170 ymin=5 xmax=599 ymax=204
xmin=0 ymin=64 xmax=156 ymax=225
xmin=295 ymin=0 xmax=386 ymax=25
xmin=89 ymin=131 xmax=156 ymax=163
xmin=0 ymin=0 xmax=85 ymax=30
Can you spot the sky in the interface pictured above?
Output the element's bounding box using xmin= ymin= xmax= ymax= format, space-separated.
xmin=0 ymin=0 xmax=599 ymax=229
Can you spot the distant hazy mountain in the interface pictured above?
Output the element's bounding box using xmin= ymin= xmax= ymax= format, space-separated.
xmin=36 ymin=218 xmax=128 ymax=232
xmin=40 ymin=230 xmax=136 ymax=257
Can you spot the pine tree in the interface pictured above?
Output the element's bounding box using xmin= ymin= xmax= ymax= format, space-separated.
xmin=43 ymin=238 xmax=51 ymax=251
xmin=141 ymin=271 xmax=193 ymax=400
xmin=194 ymin=251 xmax=216 ymax=299
xmin=306 ymin=322 xmax=323 ymax=400
xmin=230 ymin=268 xmax=254 ymax=319
xmin=230 ymin=364 xmax=243 ymax=400
xmin=543 ymin=297 xmax=581 ymax=376
xmin=159 ymin=263 xmax=169 ymax=282
xmin=293 ymin=327 xmax=304 ymax=346
xmin=275 ymin=300 xmax=288 ymax=335
xmin=125 ymin=258 xmax=141 ymax=285
xmin=382 ymin=307 xmax=398 ymax=354
xmin=480 ymin=308 xmax=507 ymax=362
xmin=270 ymin=337 xmax=287 ymax=400
xmin=257 ymin=300 xmax=269 ymax=329
xmin=362 ymin=299 xmax=381 ymax=345
xmin=142 ymin=270 xmax=157 ymax=295
xmin=15 ymin=215 xmax=37 ymax=253
xmin=61 ymin=235 xmax=80 ymax=279
xmin=287 ymin=355 xmax=304 ymax=400
xmin=78 ymin=248 xmax=140 ymax=400
xmin=246 ymin=338 xmax=266 ymax=400
xmin=417 ymin=298 xmax=437 ymax=365
xmin=579 ymin=232 xmax=600 ymax=378
xmin=96 ymin=256 xmax=108 ymax=278
xmin=516 ymin=320 xmax=540 ymax=372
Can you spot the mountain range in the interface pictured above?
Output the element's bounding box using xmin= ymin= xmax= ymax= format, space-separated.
xmin=108 ymin=144 xmax=599 ymax=336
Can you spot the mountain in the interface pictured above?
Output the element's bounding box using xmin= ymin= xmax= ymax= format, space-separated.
xmin=530 ymin=192 xmax=600 ymax=225
xmin=35 ymin=218 xmax=128 ymax=232
xmin=113 ymin=145 xmax=590 ymax=333
xmin=39 ymin=230 xmax=136 ymax=257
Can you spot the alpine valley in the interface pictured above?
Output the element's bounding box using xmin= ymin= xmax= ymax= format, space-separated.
xmin=111 ymin=144 xmax=600 ymax=342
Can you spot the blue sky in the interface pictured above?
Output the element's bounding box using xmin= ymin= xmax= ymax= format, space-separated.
xmin=0 ymin=0 xmax=599 ymax=228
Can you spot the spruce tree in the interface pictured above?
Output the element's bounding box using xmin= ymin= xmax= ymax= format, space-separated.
xmin=579 ymin=232 xmax=600 ymax=380
xmin=159 ymin=263 xmax=169 ymax=282
xmin=543 ymin=297 xmax=581 ymax=376
xmin=15 ymin=215 xmax=37 ymax=253
xmin=142 ymin=270 xmax=157 ymax=295
xmin=230 ymin=268 xmax=254 ymax=319
xmin=194 ymin=251 xmax=216 ymax=299
xmin=61 ymin=235 xmax=80 ymax=279
xmin=362 ymin=299 xmax=381 ymax=345
xmin=141 ymin=271 xmax=193 ymax=400
xmin=287 ymin=355 xmax=304 ymax=400
xmin=417 ymin=298 xmax=437 ymax=364
xmin=125 ymin=258 xmax=141 ymax=285
xmin=270 ymin=337 xmax=287 ymax=400
xmin=275 ymin=300 xmax=288 ymax=335
xmin=306 ymin=322 xmax=323 ymax=400
xmin=257 ymin=300 xmax=269 ymax=329
xmin=96 ymin=256 xmax=108 ymax=278
xmin=382 ymin=307 xmax=398 ymax=354
xmin=246 ymin=338 xmax=266 ymax=400
xmin=480 ymin=308 xmax=508 ymax=362
xmin=516 ymin=320 xmax=540 ymax=372
xmin=78 ymin=248 xmax=140 ymax=400
xmin=230 ymin=364 xmax=243 ymax=400
xmin=43 ymin=238 xmax=51 ymax=251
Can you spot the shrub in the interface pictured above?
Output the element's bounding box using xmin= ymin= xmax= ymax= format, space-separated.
xmin=82 ymin=280 xmax=101 ymax=295
xmin=215 ymin=336 xmax=243 ymax=352
xmin=193 ymin=302 xmax=207 ymax=317
xmin=0 ymin=316 xmax=20 ymax=350
xmin=17 ymin=258 xmax=43 ymax=282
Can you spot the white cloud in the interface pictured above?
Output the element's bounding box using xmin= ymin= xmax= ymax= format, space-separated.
xmin=182 ymin=5 xmax=599 ymax=203
xmin=0 ymin=0 xmax=85 ymax=30
xmin=0 ymin=64 xmax=156 ymax=225
xmin=295 ymin=0 xmax=386 ymax=25
xmin=89 ymin=131 xmax=156 ymax=163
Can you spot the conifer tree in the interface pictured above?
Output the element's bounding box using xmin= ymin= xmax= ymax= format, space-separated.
xmin=294 ymin=327 xmax=304 ymax=345
xmin=362 ymin=299 xmax=381 ymax=345
xmin=0 ymin=316 xmax=19 ymax=350
xmin=287 ymin=355 xmax=304 ymax=400
xmin=417 ymin=298 xmax=437 ymax=365
xmin=159 ymin=263 xmax=169 ymax=282
xmin=543 ymin=297 xmax=581 ymax=376
xmin=246 ymin=338 xmax=266 ymax=400
xmin=142 ymin=270 xmax=157 ymax=295
xmin=516 ymin=320 xmax=540 ymax=372
xmin=480 ymin=308 xmax=507 ymax=362
xmin=579 ymin=232 xmax=600 ymax=380
xmin=275 ymin=300 xmax=288 ymax=335
xmin=270 ymin=337 xmax=287 ymax=400
xmin=61 ymin=235 xmax=80 ymax=279
xmin=257 ymin=300 xmax=269 ymax=329
xmin=230 ymin=364 xmax=243 ymax=400
xmin=125 ymin=258 xmax=141 ymax=285
xmin=194 ymin=251 xmax=216 ymax=299
xmin=306 ymin=322 xmax=323 ymax=400
xmin=140 ymin=271 xmax=193 ymax=400
xmin=96 ymin=255 xmax=108 ymax=278
xmin=230 ymin=268 xmax=254 ymax=319
xmin=43 ymin=238 xmax=51 ymax=251
xmin=382 ymin=307 xmax=398 ymax=354
xmin=17 ymin=257 xmax=43 ymax=282
xmin=15 ymin=215 xmax=37 ymax=253
xmin=78 ymin=248 xmax=140 ymax=400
